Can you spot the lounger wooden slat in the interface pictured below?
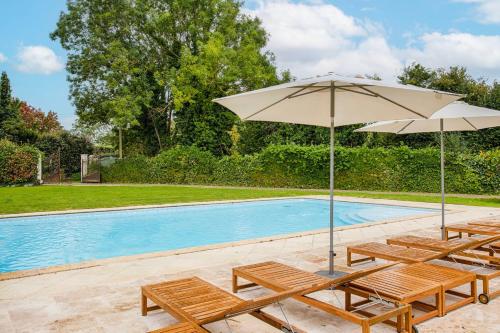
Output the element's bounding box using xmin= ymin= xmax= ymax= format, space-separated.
xmin=345 ymin=269 xmax=441 ymax=325
xmin=347 ymin=242 xmax=440 ymax=267
xmin=444 ymin=224 xmax=500 ymax=240
xmin=468 ymin=219 xmax=500 ymax=228
xmin=391 ymin=263 xmax=476 ymax=316
xmin=386 ymin=235 xmax=499 ymax=264
xmin=142 ymin=276 xmax=308 ymax=333
xmin=387 ymin=236 xmax=473 ymax=252
xmin=149 ymin=322 xmax=208 ymax=333
xmin=233 ymin=261 xmax=412 ymax=333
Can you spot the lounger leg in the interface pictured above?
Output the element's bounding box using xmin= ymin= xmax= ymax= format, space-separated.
xmin=396 ymin=313 xmax=402 ymax=333
xmin=345 ymin=289 xmax=352 ymax=311
xmin=483 ymin=278 xmax=489 ymax=296
xmin=404 ymin=306 xmax=412 ymax=333
xmin=141 ymin=293 xmax=148 ymax=316
xmin=232 ymin=272 xmax=238 ymax=293
xmin=472 ymin=280 xmax=477 ymax=304
xmin=347 ymin=249 xmax=352 ymax=267
xmin=361 ymin=320 xmax=370 ymax=333
xmin=436 ymin=292 xmax=443 ymax=318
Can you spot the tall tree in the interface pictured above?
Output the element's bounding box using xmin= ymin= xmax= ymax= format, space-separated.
xmin=396 ymin=64 xmax=499 ymax=151
xmin=51 ymin=0 xmax=286 ymax=155
xmin=0 ymin=71 xmax=14 ymax=124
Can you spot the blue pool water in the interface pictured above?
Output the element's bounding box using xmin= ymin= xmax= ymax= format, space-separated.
xmin=0 ymin=199 xmax=436 ymax=272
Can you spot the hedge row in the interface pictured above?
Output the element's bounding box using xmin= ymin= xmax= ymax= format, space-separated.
xmin=0 ymin=140 xmax=41 ymax=185
xmin=101 ymin=145 xmax=500 ymax=194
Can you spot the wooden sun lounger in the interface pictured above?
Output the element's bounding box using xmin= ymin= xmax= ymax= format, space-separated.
xmin=429 ymin=259 xmax=500 ymax=304
xmin=142 ymin=276 xmax=309 ymax=333
xmin=347 ymin=242 xmax=440 ymax=267
xmin=444 ymin=224 xmax=500 ymax=240
xmin=232 ymin=261 xmax=412 ymax=333
xmin=390 ymin=263 xmax=476 ymax=316
xmin=347 ymin=235 xmax=500 ymax=304
xmin=468 ymin=219 xmax=500 ymax=228
xmin=386 ymin=235 xmax=499 ymax=263
xmin=343 ymin=267 xmax=442 ymax=326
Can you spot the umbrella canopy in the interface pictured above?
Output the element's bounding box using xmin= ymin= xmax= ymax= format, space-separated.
xmin=213 ymin=74 xmax=462 ymax=277
xmin=356 ymin=101 xmax=500 ymax=239
xmin=214 ymin=74 xmax=461 ymax=126
xmin=355 ymin=102 xmax=500 ymax=133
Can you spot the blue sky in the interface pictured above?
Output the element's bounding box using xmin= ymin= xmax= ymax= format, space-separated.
xmin=1 ymin=0 xmax=499 ymax=128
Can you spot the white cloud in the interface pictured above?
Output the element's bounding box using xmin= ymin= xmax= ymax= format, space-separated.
xmin=402 ymin=33 xmax=500 ymax=77
xmin=0 ymin=53 xmax=6 ymax=63
xmin=246 ymin=0 xmax=500 ymax=81
xmin=16 ymin=46 xmax=64 ymax=75
xmin=245 ymin=0 xmax=396 ymax=79
xmin=454 ymin=0 xmax=500 ymax=24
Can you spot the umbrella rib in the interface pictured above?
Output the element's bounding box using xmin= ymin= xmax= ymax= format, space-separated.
xmin=336 ymin=87 xmax=377 ymax=97
xmin=463 ymin=117 xmax=478 ymax=130
xmin=243 ymin=83 xmax=316 ymax=120
xmin=357 ymin=86 xmax=427 ymax=118
xmin=288 ymin=86 xmax=330 ymax=99
xmin=396 ymin=120 xmax=414 ymax=134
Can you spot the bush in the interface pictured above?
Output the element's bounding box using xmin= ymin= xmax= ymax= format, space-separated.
xmin=101 ymin=144 xmax=500 ymax=194
xmin=0 ymin=139 xmax=41 ymax=185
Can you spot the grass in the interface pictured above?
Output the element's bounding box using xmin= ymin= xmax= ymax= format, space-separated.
xmin=0 ymin=185 xmax=498 ymax=215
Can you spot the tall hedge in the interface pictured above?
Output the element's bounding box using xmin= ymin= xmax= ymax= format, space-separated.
xmin=101 ymin=145 xmax=500 ymax=194
xmin=0 ymin=139 xmax=41 ymax=185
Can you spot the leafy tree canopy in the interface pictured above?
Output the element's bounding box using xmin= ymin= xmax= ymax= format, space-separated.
xmin=51 ymin=0 xmax=288 ymax=155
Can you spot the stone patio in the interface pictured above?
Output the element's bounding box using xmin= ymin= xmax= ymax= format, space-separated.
xmin=0 ymin=196 xmax=499 ymax=333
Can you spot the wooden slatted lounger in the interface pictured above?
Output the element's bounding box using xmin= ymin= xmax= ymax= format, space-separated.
xmin=347 ymin=242 xmax=440 ymax=267
xmin=390 ymin=263 xmax=476 ymax=316
xmin=142 ymin=276 xmax=309 ymax=333
xmin=386 ymin=235 xmax=499 ymax=263
xmin=359 ymin=236 xmax=500 ymax=305
xmin=444 ymin=224 xmax=499 ymax=240
xmin=468 ymin=219 xmax=500 ymax=228
xmin=429 ymin=259 xmax=500 ymax=304
xmin=343 ymin=267 xmax=442 ymax=326
xmin=233 ymin=261 xmax=413 ymax=333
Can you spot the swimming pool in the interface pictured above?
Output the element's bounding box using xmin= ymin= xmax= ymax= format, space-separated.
xmin=0 ymin=199 xmax=437 ymax=273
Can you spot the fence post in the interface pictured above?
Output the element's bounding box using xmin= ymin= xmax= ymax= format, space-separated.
xmin=37 ymin=153 xmax=43 ymax=184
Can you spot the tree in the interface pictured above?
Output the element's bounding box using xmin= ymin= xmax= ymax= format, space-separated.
xmin=19 ymin=102 xmax=62 ymax=133
xmin=394 ymin=63 xmax=500 ymax=151
xmin=51 ymin=0 xmax=286 ymax=156
xmin=0 ymin=72 xmax=18 ymax=125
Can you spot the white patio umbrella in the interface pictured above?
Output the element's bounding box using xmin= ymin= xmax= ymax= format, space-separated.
xmin=213 ymin=74 xmax=461 ymax=277
xmin=356 ymin=102 xmax=500 ymax=239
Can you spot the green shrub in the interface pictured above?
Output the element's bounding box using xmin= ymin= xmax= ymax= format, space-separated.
xmin=0 ymin=139 xmax=41 ymax=185
xmin=100 ymin=155 xmax=151 ymax=183
xmin=151 ymin=146 xmax=217 ymax=184
xmin=101 ymin=144 xmax=500 ymax=194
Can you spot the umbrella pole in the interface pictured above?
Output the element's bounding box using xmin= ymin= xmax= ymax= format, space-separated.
xmin=329 ymin=94 xmax=335 ymax=275
xmin=440 ymin=119 xmax=445 ymax=240
xmin=316 ymin=83 xmax=346 ymax=278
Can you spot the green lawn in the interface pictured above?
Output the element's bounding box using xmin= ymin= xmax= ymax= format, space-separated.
xmin=0 ymin=185 xmax=498 ymax=215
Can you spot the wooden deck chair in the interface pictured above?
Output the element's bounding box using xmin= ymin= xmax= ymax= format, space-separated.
xmin=386 ymin=235 xmax=498 ymax=262
xmin=346 ymin=242 xmax=440 ymax=267
xmin=342 ymin=267 xmax=442 ymax=327
xmin=468 ymin=220 xmax=500 ymax=228
xmin=232 ymin=261 xmax=413 ymax=333
xmin=348 ymin=236 xmax=500 ymax=268
xmin=444 ymin=224 xmax=499 ymax=240
xmin=428 ymin=259 xmax=500 ymax=305
xmin=142 ymin=276 xmax=309 ymax=333
xmin=389 ymin=263 xmax=476 ymax=316
xmin=351 ymin=236 xmax=500 ymax=306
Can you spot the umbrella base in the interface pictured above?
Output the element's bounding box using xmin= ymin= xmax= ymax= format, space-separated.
xmin=315 ymin=270 xmax=349 ymax=279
